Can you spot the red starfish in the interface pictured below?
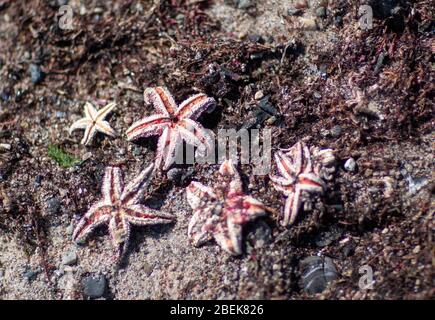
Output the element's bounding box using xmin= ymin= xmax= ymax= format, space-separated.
xmin=186 ymin=160 xmax=270 ymax=255
xmin=269 ymin=141 xmax=332 ymax=226
xmin=126 ymin=87 xmax=216 ymax=170
xmin=72 ymin=164 xmax=175 ymax=259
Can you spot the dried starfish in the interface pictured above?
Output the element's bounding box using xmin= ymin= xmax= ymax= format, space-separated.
xmin=72 ymin=164 xmax=175 ymax=259
xmin=69 ymin=102 xmax=117 ymax=145
xmin=186 ymin=159 xmax=270 ymax=255
xmin=126 ymin=87 xmax=215 ymax=170
xmin=269 ymin=141 xmax=334 ymax=226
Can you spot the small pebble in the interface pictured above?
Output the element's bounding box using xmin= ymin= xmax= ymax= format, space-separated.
xmin=82 ymin=152 xmax=93 ymax=161
xmin=46 ymin=197 xmax=61 ymax=215
xmin=123 ymin=115 xmax=133 ymax=125
xmin=237 ymin=0 xmax=253 ymax=9
xmin=82 ymin=275 xmax=107 ymax=299
xmin=167 ymin=168 xmax=182 ymax=183
xmin=344 ymin=158 xmax=356 ymax=172
xmin=300 ymin=256 xmax=338 ymax=294
xmin=287 ymin=7 xmax=302 ymax=16
xmin=23 ymin=268 xmax=39 ymax=282
xmin=34 ymin=175 xmax=43 ymax=187
xmin=413 ymin=245 xmax=421 ymax=254
xmin=29 ymin=63 xmax=43 ymax=84
xmin=0 ymin=143 xmax=11 ymax=150
xmin=254 ymin=90 xmax=264 ymax=100
xmin=330 ymin=125 xmax=342 ymax=137
xmin=61 ymin=251 xmax=77 ymax=266
xmin=316 ymin=6 xmax=327 ymax=18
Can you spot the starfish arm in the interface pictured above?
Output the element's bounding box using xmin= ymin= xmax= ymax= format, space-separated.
xmin=269 ymin=174 xmax=295 ymax=196
xmin=186 ymin=181 xmax=217 ymax=209
xmin=282 ymin=187 xmax=301 ymax=226
xmin=269 ymin=174 xmax=293 ymax=187
xmin=154 ymin=127 xmax=181 ymax=170
xmin=187 ymin=208 xmax=214 ymax=247
xmin=219 ymin=160 xmax=243 ymax=195
xmin=69 ymin=118 xmax=91 ymax=134
xmin=301 ymin=142 xmax=313 ymax=173
xmin=120 ymin=163 xmax=155 ymax=205
xmin=126 ymin=114 xmax=170 ymax=141
xmin=124 ymin=205 xmax=175 ymax=225
xmin=175 ymin=93 xmax=216 ymax=120
xmin=144 ymin=87 xmax=177 ymax=116
xmin=84 ymin=102 xmax=98 ymax=121
xmin=108 ymin=215 xmax=131 ymax=255
xmin=95 ymin=120 xmax=117 ymax=138
xmin=102 ymin=166 xmax=124 ymax=204
xmin=81 ymin=125 xmax=97 ymax=145
xmin=274 ymin=151 xmax=296 ymax=181
xmin=298 ymin=173 xmax=325 ymax=193
xmin=95 ymin=102 xmax=116 ymax=121
xmin=72 ymin=202 xmax=111 ymax=243
xmin=214 ymin=222 xmax=242 ymax=255
xmin=154 ymin=126 xmax=170 ymax=170
xmin=163 ymin=128 xmax=182 ymax=170
xmin=177 ymin=122 xmax=212 ymax=157
xmin=179 ymin=118 xmax=214 ymax=155
xmin=239 ymin=196 xmax=268 ymax=221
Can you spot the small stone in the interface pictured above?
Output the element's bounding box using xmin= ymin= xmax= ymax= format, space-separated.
xmin=0 ymin=89 xmax=11 ymax=102
xmin=412 ymin=245 xmax=421 ymax=254
xmin=330 ymin=125 xmax=342 ymax=137
xmin=34 ymin=175 xmax=43 ymax=187
xmin=23 ymin=268 xmax=39 ymax=282
xmin=132 ymin=146 xmax=142 ymax=156
xmin=316 ymin=6 xmax=327 ymax=18
xmin=236 ymin=0 xmax=253 ymax=9
xmin=46 ymin=197 xmax=61 ymax=214
xmin=300 ymin=256 xmax=338 ymax=294
xmin=82 ymin=275 xmax=107 ymax=298
xmin=66 ymin=222 xmax=74 ymax=235
xmin=61 ymin=251 xmax=77 ymax=266
xmin=254 ymin=90 xmax=264 ymax=100
xmin=344 ymin=158 xmax=356 ymax=172
xmin=252 ymin=221 xmax=272 ymax=249
xmin=287 ymin=7 xmax=302 ymax=16
xmin=29 ymin=63 xmax=43 ymax=84
xmin=55 ymin=111 xmax=66 ymax=118
xmin=123 ymin=115 xmax=133 ymax=125
xmin=82 ymin=152 xmax=93 ymax=161
xmin=247 ymin=34 xmax=263 ymax=43
xmin=167 ymin=168 xmax=182 ymax=183
xmin=299 ymin=17 xmax=318 ymax=30
xmin=314 ymin=226 xmax=343 ymax=247
xmin=0 ymin=143 xmax=11 ymax=150
xmin=334 ymin=15 xmax=343 ymax=26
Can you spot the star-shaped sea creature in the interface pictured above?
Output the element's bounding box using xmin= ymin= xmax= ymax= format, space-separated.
xmin=72 ymin=164 xmax=175 ymax=259
xmin=69 ymin=102 xmax=117 ymax=145
xmin=126 ymin=87 xmax=215 ymax=170
xmin=186 ymin=159 xmax=270 ymax=255
xmin=269 ymin=141 xmax=335 ymax=226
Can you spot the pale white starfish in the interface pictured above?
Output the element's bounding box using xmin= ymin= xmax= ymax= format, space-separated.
xmin=69 ymin=102 xmax=117 ymax=145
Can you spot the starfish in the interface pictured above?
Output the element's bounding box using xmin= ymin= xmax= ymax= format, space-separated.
xmin=72 ymin=164 xmax=175 ymax=259
xmin=269 ymin=141 xmax=334 ymax=226
xmin=186 ymin=159 xmax=270 ymax=255
xmin=126 ymin=87 xmax=216 ymax=170
xmin=69 ymin=101 xmax=117 ymax=145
